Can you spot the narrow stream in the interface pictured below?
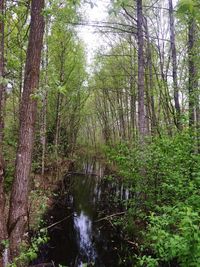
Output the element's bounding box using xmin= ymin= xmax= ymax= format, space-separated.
xmin=33 ymin=159 xmax=132 ymax=267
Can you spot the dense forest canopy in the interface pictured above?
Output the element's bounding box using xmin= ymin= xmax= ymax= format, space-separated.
xmin=0 ymin=0 xmax=200 ymax=266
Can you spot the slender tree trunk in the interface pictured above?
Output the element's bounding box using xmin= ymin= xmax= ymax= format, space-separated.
xmin=137 ymin=0 xmax=147 ymax=140
xmin=0 ymin=1 xmax=7 ymax=265
xmin=8 ymin=0 xmax=45 ymax=260
xmin=144 ymin=17 xmax=157 ymax=135
xmin=41 ymin=22 xmax=49 ymax=176
xmin=19 ymin=45 xmax=23 ymax=106
xmin=41 ymin=91 xmax=47 ymax=176
xmin=54 ymin=45 xmax=65 ymax=160
xmin=0 ymin=0 xmax=4 ymax=156
xmin=188 ymin=18 xmax=197 ymax=130
xmin=196 ymin=100 xmax=200 ymax=153
xmin=117 ymin=90 xmax=125 ymax=140
xmin=102 ymin=90 xmax=110 ymax=144
xmin=55 ymin=91 xmax=61 ymax=160
xmin=129 ymin=37 xmax=136 ymax=140
xmin=168 ymin=0 xmax=181 ymax=130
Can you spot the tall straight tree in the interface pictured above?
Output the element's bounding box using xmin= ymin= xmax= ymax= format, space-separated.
xmin=188 ymin=17 xmax=197 ymax=130
xmin=8 ymin=0 xmax=45 ymax=259
xmin=137 ymin=0 xmax=147 ymax=140
xmin=168 ymin=0 xmax=181 ymax=130
xmin=0 ymin=0 xmax=7 ymax=265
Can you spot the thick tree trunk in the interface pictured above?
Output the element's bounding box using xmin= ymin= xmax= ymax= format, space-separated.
xmin=168 ymin=0 xmax=181 ymax=130
xmin=0 ymin=0 xmax=7 ymax=266
xmin=137 ymin=0 xmax=147 ymax=140
xmin=8 ymin=0 xmax=45 ymax=260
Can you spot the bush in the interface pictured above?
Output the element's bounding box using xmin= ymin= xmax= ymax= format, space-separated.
xmin=106 ymin=131 xmax=200 ymax=266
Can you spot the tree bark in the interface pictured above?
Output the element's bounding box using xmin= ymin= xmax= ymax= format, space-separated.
xmin=0 ymin=0 xmax=8 ymax=265
xmin=8 ymin=0 xmax=45 ymax=260
xmin=144 ymin=17 xmax=157 ymax=135
xmin=54 ymin=44 xmax=65 ymax=160
xmin=168 ymin=0 xmax=181 ymax=130
xmin=188 ymin=18 xmax=197 ymax=130
xmin=129 ymin=37 xmax=136 ymax=140
xmin=41 ymin=21 xmax=49 ymax=177
xmin=41 ymin=86 xmax=47 ymax=177
xmin=137 ymin=0 xmax=147 ymax=140
xmin=54 ymin=92 xmax=61 ymax=159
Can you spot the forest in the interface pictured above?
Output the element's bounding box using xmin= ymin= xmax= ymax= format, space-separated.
xmin=0 ymin=0 xmax=200 ymax=266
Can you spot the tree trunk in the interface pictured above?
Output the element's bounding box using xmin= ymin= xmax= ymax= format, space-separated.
xmin=8 ymin=0 xmax=45 ymax=260
xmin=41 ymin=89 xmax=47 ymax=177
xmin=54 ymin=91 xmax=61 ymax=160
xmin=137 ymin=0 xmax=147 ymax=141
xmin=188 ymin=18 xmax=197 ymax=130
xmin=41 ymin=22 xmax=49 ymax=177
xmin=168 ymin=0 xmax=181 ymax=130
xmin=0 ymin=0 xmax=8 ymax=265
xmin=129 ymin=37 xmax=136 ymax=141
xmin=54 ymin=44 xmax=65 ymax=160
xmin=144 ymin=17 xmax=157 ymax=135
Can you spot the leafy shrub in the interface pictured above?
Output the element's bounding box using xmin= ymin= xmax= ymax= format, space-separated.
xmin=106 ymin=131 xmax=200 ymax=266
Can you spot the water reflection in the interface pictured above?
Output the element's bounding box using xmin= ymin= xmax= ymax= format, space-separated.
xmin=74 ymin=211 xmax=96 ymax=266
xmin=34 ymin=159 xmax=132 ymax=267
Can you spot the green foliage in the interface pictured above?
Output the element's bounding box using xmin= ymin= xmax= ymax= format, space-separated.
xmin=9 ymin=231 xmax=49 ymax=267
xmin=29 ymin=189 xmax=50 ymax=230
xmin=137 ymin=255 xmax=159 ymax=267
xmin=178 ymin=0 xmax=196 ymax=14
xmin=1 ymin=0 xmax=200 ymax=265
xmin=3 ymin=114 xmax=18 ymax=191
xmin=145 ymin=205 xmax=200 ymax=266
xmin=106 ymin=131 xmax=200 ymax=266
xmin=109 ymin=0 xmax=131 ymax=15
xmin=0 ymin=239 xmax=9 ymax=250
xmin=177 ymin=0 xmax=200 ymax=21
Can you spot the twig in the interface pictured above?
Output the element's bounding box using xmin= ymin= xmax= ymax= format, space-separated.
xmin=124 ymin=238 xmax=139 ymax=250
xmin=95 ymin=212 xmax=125 ymax=223
xmin=68 ymin=171 xmax=98 ymax=176
xmin=43 ymin=214 xmax=72 ymax=230
xmin=108 ymin=218 xmax=116 ymax=229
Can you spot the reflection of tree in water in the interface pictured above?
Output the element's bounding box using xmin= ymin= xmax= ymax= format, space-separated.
xmin=74 ymin=211 xmax=97 ymax=264
xmin=72 ymin=175 xmax=97 ymax=217
xmin=33 ymin=160 xmax=132 ymax=267
xmin=71 ymin=174 xmax=98 ymax=264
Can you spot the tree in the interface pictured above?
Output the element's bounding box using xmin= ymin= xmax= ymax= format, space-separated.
xmin=44 ymin=3 xmax=87 ymax=158
xmin=137 ymin=0 xmax=148 ymax=140
xmin=188 ymin=17 xmax=197 ymax=130
xmin=0 ymin=0 xmax=7 ymax=265
xmin=8 ymin=0 xmax=45 ymax=259
xmin=168 ymin=0 xmax=181 ymax=130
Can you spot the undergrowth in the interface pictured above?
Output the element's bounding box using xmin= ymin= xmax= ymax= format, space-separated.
xmin=106 ymin=131 xmax=200 ymax=266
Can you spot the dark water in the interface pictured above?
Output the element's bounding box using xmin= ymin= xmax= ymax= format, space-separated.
xmin=34 ymin=160 xmax=132 ymax=267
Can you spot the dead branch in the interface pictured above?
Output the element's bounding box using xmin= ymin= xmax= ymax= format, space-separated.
xmin=95 ymin=211 xmax=125 ymax=223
